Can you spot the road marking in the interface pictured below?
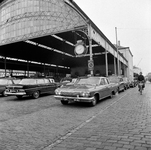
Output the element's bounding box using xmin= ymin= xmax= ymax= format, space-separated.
xmin=43 ymin=92 xmax=128 ymax=150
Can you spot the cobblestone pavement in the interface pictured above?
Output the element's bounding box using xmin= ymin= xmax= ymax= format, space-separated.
xmin=44 ymin=83 xmax=151 ymax=150
xmin=0 ymin=85 xmax=130 ymax=150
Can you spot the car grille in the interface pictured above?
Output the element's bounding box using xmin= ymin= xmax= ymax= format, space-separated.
xmin=61 ymin=92 xmax=79 ymax=97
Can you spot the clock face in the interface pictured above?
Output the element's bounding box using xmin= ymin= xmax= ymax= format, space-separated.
xmin=75 ymin=44 xmax=85 ymax=55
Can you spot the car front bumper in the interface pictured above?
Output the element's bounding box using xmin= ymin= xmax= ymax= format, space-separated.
xmin=54 ymin=95 xmax=94 ymax=103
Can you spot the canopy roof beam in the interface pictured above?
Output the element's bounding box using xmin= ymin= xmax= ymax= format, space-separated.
xmin=25 ymin=40 xmax=74 ymax=57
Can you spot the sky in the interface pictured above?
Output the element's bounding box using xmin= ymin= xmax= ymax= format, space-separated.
xmin=75 ymin=0 xmax=151 ymax=75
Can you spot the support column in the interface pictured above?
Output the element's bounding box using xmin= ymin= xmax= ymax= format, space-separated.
xmin=88 ymin=24 xmax=93 ymax=76
xmin=119 ymin=61 xmax=122 ymax=76
xmin=125 ymin=66 xmax=128 ymax=77
xmin=44 ymin=63 xmax=46 ymax=76
xmin=114 ymin=52 xmax=117 ymax=75
xmin=117 ymin=51 xmax=120 ymax=76
xmin=4 ymin=57 xmax=6 ymax=77
xmin=123 ymin=64 xmax=127 ymax=77
xmin=27 ymin=61 xmax=29 ymax=77
xmin=115 ymin=27 xmax=120 ymax=76
xmin=105 ymin=42 xmax=108 ymax=77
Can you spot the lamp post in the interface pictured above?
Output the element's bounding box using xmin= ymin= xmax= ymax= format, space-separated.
xmin=115 ymin=27 xmax=120 ymax=76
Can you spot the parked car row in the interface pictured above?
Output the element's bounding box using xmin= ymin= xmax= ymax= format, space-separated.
xmin=54 ymin=75 xmax=137 ymax=107
xmin=0 ymin=75 xmax=137 ymax=102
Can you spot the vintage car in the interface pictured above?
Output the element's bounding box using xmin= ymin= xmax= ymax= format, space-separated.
xmin=5 ymin=78 xmax=58 ymax=99
xmin=54 ymin=76 xmax=117 ymax=106
xmin=123 ymin=77 xmax=130 ymax=90
xmin=129 ymin=77 xmax=138 ymax=87
xmin=108 ymin=76 xmax=125 ymax=93
xmin=0 ymin=78 xmax=21 ymax=96
xmin=129 ymin=80 xmax=135 ymax=88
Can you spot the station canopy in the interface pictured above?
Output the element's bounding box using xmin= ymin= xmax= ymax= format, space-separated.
xmin=0 ymin=0 xmax=124 ymax=74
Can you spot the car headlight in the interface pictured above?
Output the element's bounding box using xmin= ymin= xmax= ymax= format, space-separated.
xmin=80 ymin=92 xmax=90 ymax=97
xmin=55 ymin=89 xmax=61 ymax=95
xmin=5 ymin=89 xmax=9 ymax=92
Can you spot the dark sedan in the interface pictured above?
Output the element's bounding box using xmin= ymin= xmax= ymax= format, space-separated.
xmin=5 ymin=78 xmax=58 ymax=99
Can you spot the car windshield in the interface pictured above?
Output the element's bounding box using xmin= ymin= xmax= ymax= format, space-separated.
xmin=18 ymin=79 xmax=37 ymax=85
xmin=123 ymin=78 xmax=128 ymax=81
xmin=0 ymin=79 xmax=8 ymax=84
xmin=61 ymin=78 xmax=72 ymax=83
xmin=76 ymin=77 xmax=100 ymax=85
xmin=108 ymin=77 xmax=119 ymax=83
xmin=13 ymin=79 xmax=21 ymax=84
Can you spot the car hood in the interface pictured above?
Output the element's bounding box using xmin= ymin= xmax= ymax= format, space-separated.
xmin=58 ymin=84 xmax=95 ymax=92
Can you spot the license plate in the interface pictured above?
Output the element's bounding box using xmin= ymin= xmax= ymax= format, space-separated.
xmin=10 ymin=89 xmax=17 ymax=93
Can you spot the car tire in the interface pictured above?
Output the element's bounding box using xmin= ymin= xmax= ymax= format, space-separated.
xmin=32 ymin=91 xmax=40 ymax=99
xmin=90 ymin=95 xmax=97 ymax=106
xmin=61 ymin=100 xmax=68 ymax=105
xmin=16 ymin=95 xmax=23 ymax=99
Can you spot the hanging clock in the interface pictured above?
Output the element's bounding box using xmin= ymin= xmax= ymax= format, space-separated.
xmin=74 ymin=44 xmax=85 ymax=55
xmin=74 ymin=41 xmax=87 ymax=55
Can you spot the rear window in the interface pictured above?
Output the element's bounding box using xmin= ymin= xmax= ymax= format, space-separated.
xmin=44 ymin=79 xmax=50 ymax=84
xmin=37 ymin=79 xmax=45 ymax=84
